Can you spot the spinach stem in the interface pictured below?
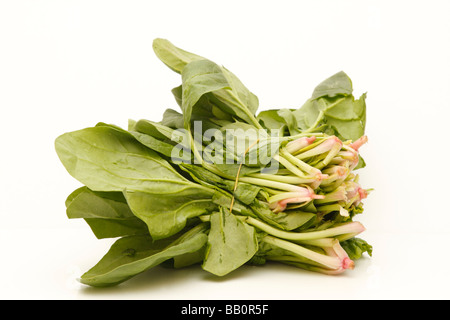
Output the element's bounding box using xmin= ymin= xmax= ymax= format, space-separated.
xmin=243 ymin=216 xmax=365 ymax=241
xmin=238 ymin=176 xmax=305 ymax=192
xmin=262 ymin=235 xmax=342 ymax=269
xmin=273 ymin=154 xmax=310 ymax=179
xmin=248 ymin=173 xmax=316 ymax=184
xmin=267 ymin=191 xmax=307 ymax=203
xmin=279 ymin=148 xmax=321 ymax=176
xmin=279 ymin=132 xmax=326 ymax=142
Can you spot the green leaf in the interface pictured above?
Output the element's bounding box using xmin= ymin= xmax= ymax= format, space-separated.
xmin=66 ymin=187 xmax=148 ymax=239
xmin=181 ymin=59 xmax=260 ymax=130
xmin=202 ymin=208 xmax=258 ymax=276
xmin=292 ymin=99 xmax=319 ymax=130
xmin=132 ymin=118 xmax=177 ymax=141
xmin=277 ymin=108 xmax=301 ymax=135
xmin=55 ymin=125 xmax=188 ymax=192
xmin=311 ymin=71 xmax=353 ymax=100
xmin=160 ymin=108 xmax=185 ymax=129
xmin=340 ymin=237 xmax=373 ymax=260
xmin=322 ymin=94 xmax=366 ymax=121
xmin=211 ymin=191 xmax=257 ymax=218
xmin=172 ymin=246 xmax=206 ymax=269
xmin=325 ymin=118 xmax=365 ymax=142
xmin=293 ymin=73 xmax=367 ymax=142
xmin=80 ymin=224 xmax=208 ymax=287
xmin=179 ymin=163 xmax=261 ymax=205
xmin=273 ymin=210 xmax=316 ymax=231
xmin=354 ymin=154 xmax=366 ymax=170
xmin=128 ymin=119 xmax=192 ymax=162
xmin=124 ymin=184 xmax=216 ymax=240
xmin=248 ymin=199 xmax=315 ymax=231
xmin=256 ymin=109 xmax=287 ymax=134
xmin=152 ymin=38 xmax=205 ymax=74
xmin=171 ymin=85 xmax=183 ymax=107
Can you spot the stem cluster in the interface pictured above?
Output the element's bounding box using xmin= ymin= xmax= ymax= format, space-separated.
xmin=236 ymin=134 xmax=370 ymax=273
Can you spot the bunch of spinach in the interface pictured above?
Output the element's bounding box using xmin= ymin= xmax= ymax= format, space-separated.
xmin=55 ymin=38 xmax=372 ymax=287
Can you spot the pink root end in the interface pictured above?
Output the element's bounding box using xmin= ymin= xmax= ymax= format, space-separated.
xmin=342 ymin=258 xmax=355 ymax=270
xmin=358 ymin=188 xmax=368 ymax=200
xmin=306 ymin=136 xmax=316 ymax=144
xmin=269 ymin=202 xmax=286 ymax=213
xmin=350 ymin=135 xmax=368 ymax=151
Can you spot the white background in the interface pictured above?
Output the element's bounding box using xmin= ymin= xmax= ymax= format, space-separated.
xmin=1 ymin=0 xmax=449 ymax=300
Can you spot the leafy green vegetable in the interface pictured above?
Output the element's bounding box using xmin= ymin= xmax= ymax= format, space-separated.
xmin=152 ymin=38 xmax=205 ymax=74
xmin=80 ymin=223 xmax=208 ymax=287
xmin=311 ymin=71 xmax=353 ymax=100
xmin=340 ymin=237 xmax=373 ymax=260
xmin=55 ymin=125 xmax=187 ymax=193
xmin=55 ymin=38 xmax=372 ymax=287
xmin=293 ymin=71 xmax=367 ymax=143
xmin=202 ymin=208 xmax=258 ymax=276
xmin=66 ymin=187 xmax=148 ymax=239
xmin=124 ymin=185 xmax=216 ymax=240
xmin=181 ymin=60 xmax=261 ymax=129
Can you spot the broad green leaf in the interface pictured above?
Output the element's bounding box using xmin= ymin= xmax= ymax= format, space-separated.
xmin=181 ymin=59 xmax=260 ymax=130
xmin=277 ymin=108 xmax=301 ymax=135
xmin=160 ymin=108 xmax=184 ymax=129
xmin=248 ymin=199 xmax=292 ymax=230
xmin=354 ymin=154 xmax=366 ymax=170
xmin=292 ymin=99 xmax=319 ymax=130
xmin=128 ymin=130 xmax=179 ymax=160
xmin=256 ymin=109 xmax=287 ymax=134
xmin=124 ymin=183 xmax=216 ymax=240
xmin=311 ymin=71 xmax=353 ymax=100
xmin=55 ymin=125 xmax=187 ymax=192
xmin=274 ymin=210 xmax=316 ymax=231
xmin=326 ymin=118 xmax=365 ymax=142
xmin=128 ymin=120 xmax=191 ymax=163
xmin=80 ymin=224 xmax=208 ymax=287
xmin=66 ymin=187 xmax=147 ymax=239
xmin=179 ymin=163 xmax=261 ymax=205
xmin=133 ymin=119 xmax=176 ymax=141
xmin=202 ymin=208 xmax=258 ymax=276
xmin=211 ymin=191 xmax=257 ymax=218
xmin=171 ymin=85 xmax=183 ymax=107
xmin=173 ymin=246 xmax=206 ymax=268
xmin=152 ymin=38 xmax=205 ymax=74
xmin=293 ymin=72 xmax=367 ymax=142
xmin=322 ymin=94 xmax=366 ymax=121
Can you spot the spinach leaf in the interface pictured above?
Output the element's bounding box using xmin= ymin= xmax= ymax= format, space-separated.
xmin=66 ymin=187 xmax=148 ymax=239
xmin=256 ymin=109 xmax=287 ymax=133
xmin=152 ymin=38 xmax=205 ymax=74
xmin=171 ymin=85 xmax=183 ymax=107
xmin=55 ymin=125 xmax=188 ymax=192
xmin=124 ymin=183 xmax=216 ymax=240
xmin=179 ymin=163 xmax=261 ymax=205
xmin=160 ymin=108 xmax=185 ymax=129
xmin=293 ymin=71 xmax=367 ymax=142
xmin=128 ymin=119 xmax=192 ymax=162
xmin=202 ymin=208 xmax=258 ymax=276
xmin=181 ymin=59 xmax=261 ymax=130
xmin=278 ymin=211 xmax=317 ymax=231
xmin=277 ymin=108 xmax=301 ymax=135
xmin=340 ymin=237 xmax=373 ymax=260
xmin=80 ymin=223 xmax=208 ymax=287
xmin=311 ymin=71 xmax=353 ymax=100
